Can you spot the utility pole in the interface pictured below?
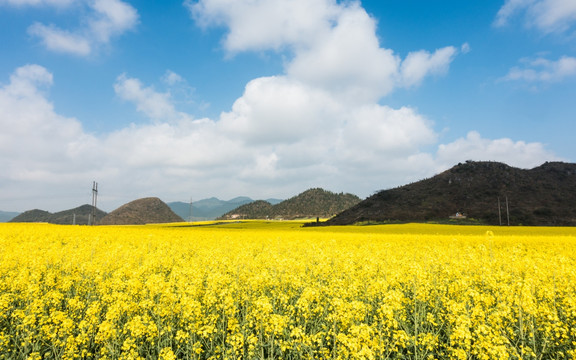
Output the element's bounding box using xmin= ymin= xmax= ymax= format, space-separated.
xmin=90 ymin=181 xmax=98 ymax=225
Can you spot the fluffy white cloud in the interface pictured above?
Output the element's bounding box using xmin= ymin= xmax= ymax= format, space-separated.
xmin=114 ymin=74 xmax=193 ymax=123
xmin=0 ymin=64 xmax=98 ymax=195
xmin=285 ymin=5 xmax=400 ymax=103
xmin=0 ymin=65 xmax=248 ymax=210
xmin=162 ymin=70 xmax=184 ymax=86
xmin=503 ymin=55 xmax=576 ymax=82
xmin=186 ymin=0 xmax=341 ymax=52
xmin=400 ymin=47 xmax=458 ymax=88
xmin=191 ymin=0 xmax=460 ymax=102
xmin=12 ymin=0 xmax=138 ymax=56
xmin=0 ymin=64 xmax=560 ymax=212
xmin=495 ymin=0 xmax=576 ymax=34
xmin=28 ymin=23 xmax=92 ymax=56
xmin=88 ymin=0 xmax=139 ymax=43
xmin=436 ymin=131 xmax=560 ymax=169
xmin=219 ymin=76 xmax=339 ymax=144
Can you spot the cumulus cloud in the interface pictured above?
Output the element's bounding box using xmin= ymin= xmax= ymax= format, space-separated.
xmin=186 ymin=0 xmax=341 ymax=53
xmin=14 ymin=0 xmax=139 ymax=56
xmin=495 ymin=0 xmax=576 ymax=34
xmin=0 ymin=64 xmax=559 ymax=211
xmin=28 ymin=23 xmax=92 ymax=56
xmin=436 ymin=131 xmax=560 ymax=169
xmin=0 ymin=65 xmax=247 ymax=210
xmin=88 ymin=0 xmax=139 ymax=43
xmin=162 ymin=70 xmax=184 ymax=86
xmin=502 ymin=55 xmax=576 ymax=82
xmin=400 ymin=46 xmax=458 ymax=88
xmin=190 ymin=0 xmax=460 ymax=102
xmin=0 ymin=64 xmax=97 ymax=190
xmin=219 ymin=76 xmax=339 ymax=144
xmin=114 ymin=74 xmax=193 ymax=123
xmin=285 ymin=5 xmax=400 ymax=102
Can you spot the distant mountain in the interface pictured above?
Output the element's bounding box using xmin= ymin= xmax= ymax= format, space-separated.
xmin=219 ymin=188 xmax=361 ymax=220
xmin=168 ymin=196 xmax=260 ymax=220
xmin=326 ymin=161 xmax=576 ymax=226
xmin=100 ymin=197 xmax=183 ymax=225
xmin=0 ymin=211 xmax=20 ymax=222
xmin=9 ymin=205 xmax=106 ymax=225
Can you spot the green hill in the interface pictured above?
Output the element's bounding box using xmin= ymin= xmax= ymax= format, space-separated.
xmin=9 ymin=205 xmax=106 ymax=225
xmin=219 ymin=188 xmax=361 ymax=220
xmin=326 ymin=161 xmax=576 ymax=226
xmin=99 ymin=197 xmax=183 ymax=225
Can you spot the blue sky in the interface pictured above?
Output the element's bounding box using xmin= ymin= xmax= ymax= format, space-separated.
xmin=1 ymin=0 xmax=575 ymax=212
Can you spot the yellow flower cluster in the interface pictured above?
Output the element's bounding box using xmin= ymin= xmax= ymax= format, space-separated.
xmin=0 ymin=222 xmax=575 ymax=359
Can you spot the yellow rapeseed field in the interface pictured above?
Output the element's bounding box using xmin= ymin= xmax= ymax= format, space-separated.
xmin=1 ymin=221 xmax=575 ymax=359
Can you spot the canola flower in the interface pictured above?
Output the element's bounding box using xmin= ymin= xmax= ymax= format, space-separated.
xmin=0 ymin=222 xmax=575 ymax=359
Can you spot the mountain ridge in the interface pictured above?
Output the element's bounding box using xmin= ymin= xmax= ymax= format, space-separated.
xmin=99 ymin=197 xmax=183 ymax=225
xmin=9 ymin=205 xmax=106 ymax=225
xmin=219 ymin=188 xmax=361 ymax=220
xmin=326 ymin=161 xmax=576 ymax=226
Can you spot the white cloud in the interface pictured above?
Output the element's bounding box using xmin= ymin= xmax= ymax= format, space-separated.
xmin=28 ymin=23 xmax=92 ymax=56
xmin=12 ymin=0 xmax=139 ymax=56
xmin=0 ymin=64 xmax=560 ymax=212
xmin=495 ymin=0 xmax=576 ymax=34
xmin=0 ymin=65 xmax=247 ymax=210
xmin=219 ymin=76 xmax=339 ymax=144
xmin=191 ymin=0 xmax=460 ymax=102
xmin=436 ymin=131 xmax=560 ymax=169
xmin=186 ymin=0 xmax=341 ymax=53
xmin=88 ymin=0 xmax=139 ymax=43
xmin=503 ymin=55 xmax=576 ymax=82
xmin=285 ymin=5 xmax=400 ymax=103
xmin=114 ymin=74 xmax=192 ymax=123
xmin=162 ymin=70 xmax=184 ymax=86
xmin=400 ymin=46 xmax=458 ymax=88
xmin=342 ymin=105 xmax=437 ymax=155
xmin=0 ymin=65 xmax=96 ymax=187
xmin=494 ymin=0 xmax=533 ymax=28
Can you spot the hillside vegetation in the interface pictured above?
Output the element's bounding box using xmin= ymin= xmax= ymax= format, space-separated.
xmin=219 ymin=188 xmax=361 ymax=220
xmin=99 ymin=197 xmax=183 ymax=225
xmin=10 ymin=205 xmax=106 ymax=225
xmin=327 ymin=161 xmax=576 ymax=226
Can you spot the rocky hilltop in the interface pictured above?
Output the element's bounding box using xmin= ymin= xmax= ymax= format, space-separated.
xmin=326 ymin=161 xmax=576 ymax=226
xmin=99 ymin=197 xmax=183 ymax=225
xmin=220 ymin=188 xmax=361 ymax=220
